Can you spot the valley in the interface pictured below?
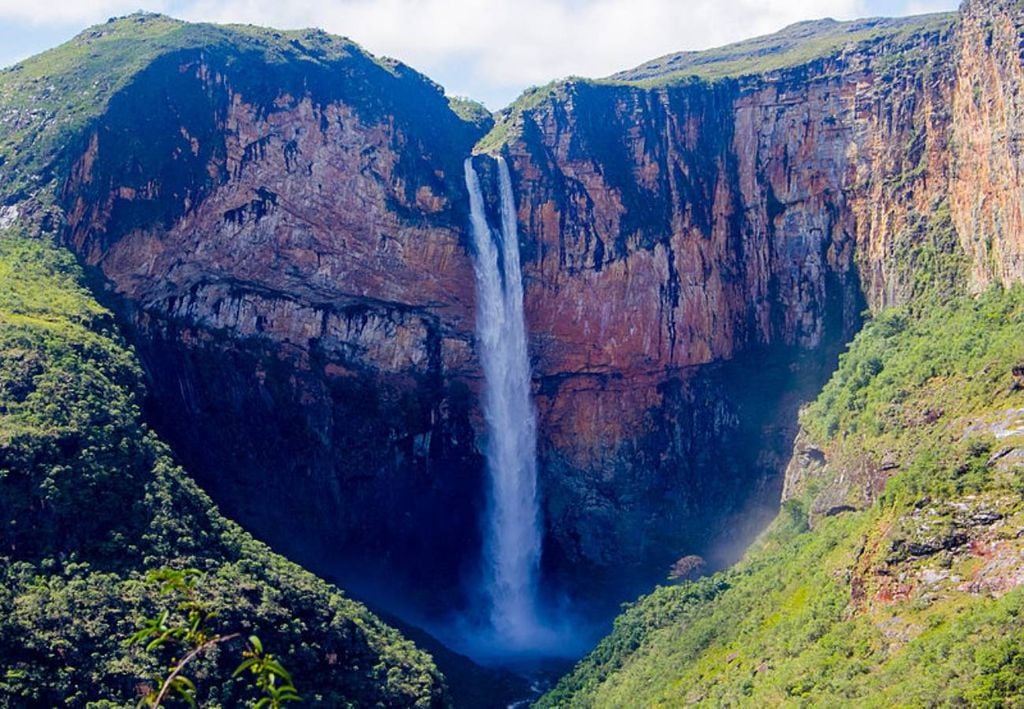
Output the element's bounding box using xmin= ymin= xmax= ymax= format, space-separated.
xmin=1 ymin=0 xmax=1023 ymax=705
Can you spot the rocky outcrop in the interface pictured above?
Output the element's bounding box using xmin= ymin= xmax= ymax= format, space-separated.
xmin=780 ymin=430 xmax=892 ymax=523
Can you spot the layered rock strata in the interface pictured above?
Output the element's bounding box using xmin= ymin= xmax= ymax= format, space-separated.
xmin=39 ymin=0 xmax=1024 ymax=618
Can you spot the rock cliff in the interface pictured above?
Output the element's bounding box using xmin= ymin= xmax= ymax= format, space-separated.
xmin=492 ymin=13 xmax=954 ymax=597
xmin=470 ymin=0 xmax=1024 ymax=601
xmin=777 ymin=0 xmax=1024 ymax=524
xmin=12 ymin=16 xmax=494 ymax=611
xmin=5 ymin=0 xmax=1024 ymax=632
xmin=951 ymin=0 xmax=1024 ymax=290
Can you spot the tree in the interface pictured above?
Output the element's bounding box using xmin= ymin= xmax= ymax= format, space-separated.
xmin=668 ymin=555 xmax=705 ymax=582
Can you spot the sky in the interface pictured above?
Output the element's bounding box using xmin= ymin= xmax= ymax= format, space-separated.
xmin=0 ymin=0 xmax=960 ymax=109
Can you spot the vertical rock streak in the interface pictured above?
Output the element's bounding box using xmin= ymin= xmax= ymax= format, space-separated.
xmin=465 ymin=157 xmax=542 ymax=645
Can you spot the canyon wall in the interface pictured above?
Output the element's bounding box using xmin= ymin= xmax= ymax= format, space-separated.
xmin=38 ymin=0 xmax=1024 ymax=618
xmin=951 ymin=0 xmax=1024 ymax=290
xmin=52 ymin=22 xmax=491 ymax=610
xmin=499 ymin=15 xmax=957 ymax=594
xmin=781 ymin=0 xmax=1024 ymax=517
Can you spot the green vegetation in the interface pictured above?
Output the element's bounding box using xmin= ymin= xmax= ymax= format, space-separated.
xmin=130 ymin=568 xmax=299 ymax=708
xmin=0 ymin=13 xmax=186 ymax=201
xmin=806 ymin=289 xmax=1023 ymax=444
xmin=474 ymin=80 xmax=574 ymax=154
xmin=0 ymin=232 xmax=445 ymax=706
xmin=232 ymin=635 xmax=301 ymax=709
xmin=540 ymin=286 xmax=1024 ymax=706
xmin=447 ymin=96 xmax=494 ymax=133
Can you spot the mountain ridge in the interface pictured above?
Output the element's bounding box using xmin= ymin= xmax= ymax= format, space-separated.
xmin=1 ymin=1 xmax=1024 ymax=705
xmin=611 ymin=13 xmax=956 ymax=83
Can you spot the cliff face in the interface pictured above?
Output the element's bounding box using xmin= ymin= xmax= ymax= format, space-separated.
xmin=26 ymin=18 xmax=493 ymax=610
xmin=10 ymin=0 xmax=1024 ymax=627
xmin=951 ymin=0 xmax=1024 ymax=290
xmin=484 ymin=0 xmax=1024 ymax=597
xmin=498 ymin=15 xmax=959 ymax=591
xmin=534 ymin=6 xmax=1024 ymax=700
xmin=778 ymin=0 xmax=1024 ymax=519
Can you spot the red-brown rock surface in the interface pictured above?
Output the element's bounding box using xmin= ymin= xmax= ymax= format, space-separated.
xmin=496 ymin=0 xmax=1024 ymax=589
xmin=50 ymin=31 xmax=493 ymax=610
xmin=951 ymin=0 xmax=1024 ymax=290
xmin=32 ymin=0 xmax=1024 ymax=614
xmin=499 ymin=18 xmax=954 ymax=583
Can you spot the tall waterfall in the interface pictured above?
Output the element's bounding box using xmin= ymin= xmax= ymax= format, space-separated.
xmin=464 ymin=156 xmax=543 ymax=647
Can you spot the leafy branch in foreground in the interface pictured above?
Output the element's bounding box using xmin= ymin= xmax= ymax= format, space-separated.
xmin=234 ymin=635 xmax=302 ymax=708
xmin=128 ymin=568 xmax=300 ymax=708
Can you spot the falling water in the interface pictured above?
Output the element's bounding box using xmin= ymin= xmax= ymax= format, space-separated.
xmin=464 ymin=156 xmax=543 ymax=648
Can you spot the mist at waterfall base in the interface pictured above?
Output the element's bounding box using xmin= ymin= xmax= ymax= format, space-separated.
xmin=428 ymin=157 xmax=591 ymax=667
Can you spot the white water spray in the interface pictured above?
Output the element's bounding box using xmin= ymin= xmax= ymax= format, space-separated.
xmin=464 ymin=156 xmax=543 ymax=648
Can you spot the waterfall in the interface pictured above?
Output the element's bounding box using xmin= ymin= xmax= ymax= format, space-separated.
xmin=464 ymin=156 xmax=542 ymax=647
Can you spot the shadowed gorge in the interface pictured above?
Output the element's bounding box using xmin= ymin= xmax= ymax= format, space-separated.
xmin=1 ymin=0 xmax=1024 ymax=704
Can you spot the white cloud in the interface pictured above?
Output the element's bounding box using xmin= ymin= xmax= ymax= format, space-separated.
xmin=0 ymin=0 xmax=142 ymax=25
xmin=0 ymin=0 xmax=958 ymax=107
xmin=167 ymin=0 xmax=873 ymax=105
xmin=903 ymin=0 xmax=958 ymax=14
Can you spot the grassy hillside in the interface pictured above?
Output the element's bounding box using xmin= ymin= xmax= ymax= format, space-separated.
xmin=611 ymin=13 xmax=955 ymax=84
xmin=539 ymin=286 xmax=1024 ymax=706
xmin=0 ymin=231 xmax=447 ymax=707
